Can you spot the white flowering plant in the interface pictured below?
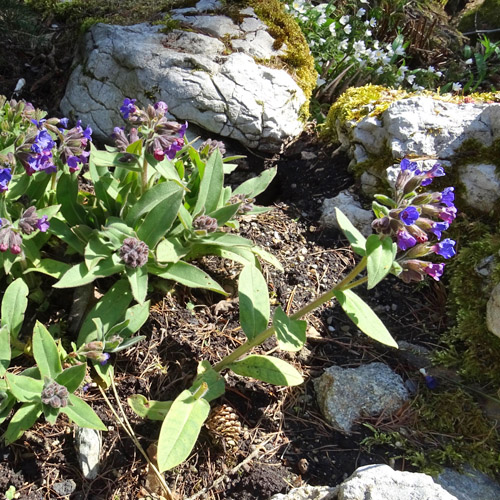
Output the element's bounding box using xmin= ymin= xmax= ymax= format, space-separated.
xmin=284 ymin=1 xmax=443 ymax=118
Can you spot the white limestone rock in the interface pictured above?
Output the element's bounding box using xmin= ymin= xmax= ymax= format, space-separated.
xmin=75 ymin=427 xmax=102 ymax=480
xmin=436 ymin=466 xmax=500 ymax=500
xmin=314 ymin=363 xmax=409 ymax=434
xmin=320 ymin=191 xmax=373 ymax=237
xmin=270 ymin=485 xmax=338 ymax=500
xmin=338 ymin=464 xmax=457 ymax=500
xmin=459 ymin=163 xmax=500 ymax=212
xmin=60 ymin=6 xmax=306 ymax=151
xmin=486 ymin=283 xmax=500 ymax=339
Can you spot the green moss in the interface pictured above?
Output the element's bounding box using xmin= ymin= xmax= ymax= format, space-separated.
xmin=458 ymin=0 xmax=500 ymax=42
xmin=364 ymin=389 xmax=500 ymax=477
xmin=321 ymin=85 xmax=410 ymax=144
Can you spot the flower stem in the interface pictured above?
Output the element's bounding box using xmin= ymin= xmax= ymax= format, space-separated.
xmin=141 ymin=155 xmax=148 ymax=195
xmin=213 ymin=257 xmax=367 ymax=373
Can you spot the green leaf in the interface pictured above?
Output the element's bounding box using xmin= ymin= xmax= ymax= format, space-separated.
xmin=48 ymin=218 xmax=87 ymax=254
xmin=334 ymin=208 xmax=367 ymax=256
xmin=126 ymin=139 xmax=143 ymax=156
xmin=125 ymin=265 xmax=148 ymax=304
xmin=43 ymin=404 xmax=60 ymax=424
xmin=1 ymin=278 xmax=28 ymax=338
xmin=156 ymin=237 xmax=189 ymax=263
xmin=373 ymin=194 xmax=397 ymax=208
xmin=273 ymin=307 xmax=306 ymax=352
xmin=56 ymin=172 xmax=88 ymax=226
xmin=229 ymin=355 xmax=303 ymax=386
xmin=366 ymin=235 xmax=396 ymax=289
xmin=136 ymin=186 xmax=183 ymax=247
xmin=119 ymin=301 xmax=150 ymax=340
xmin=4 ymin=402 xmax=42 ymax=444
xmin=60 ymin=394 xmax=107 ymax=430
xmin=128 ymin=394 xmax=173 ymax=421
xmin=55 ymin=364 xmax=86 ymax=393
xmin=251 ymin=245 xmax=284 ymax=271
xmin=93 ymin=361 xmax=113 ymax=388
xmin=24 ymin=259 xmax=71 ymax=279
xmin=5 ymin=373 xmax=43 ymax=403
xmin=238 ymin=266 xmax=270 ymax=341
xmin=208 ymin=203 xmax=240 ymax=226
xmin=85 ymin=235 xmax=113 ymax=271
xmin=125 ymin=182 xmax=183 ymax=227
xmin=157 ymin=389 xmax=210 ymax=472
xmin=0 ymin=326 xmax=11 ymax=377
xmin=78 ymin=279 xmax=133 ymax=346
xmin=32 ymin=321 xmax=62 ymax=379
xmin=53 ymin=256 xmax=124 ymax=288
xmin=233 ymin=167 xmax=277 ymax=198
xmin=150 ymin=261 xmax=227 ymax=295
xmin=190 ymin=360 xmax=225 ymax=403
xmin=193 ymin=149 xmax=224 ymax=215
xmin=333 ymin=289 xmax=398 ymax=348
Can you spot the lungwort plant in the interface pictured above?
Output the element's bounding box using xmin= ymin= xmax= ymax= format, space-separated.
xmin=128 ymin=157 xmax=457 ymax=473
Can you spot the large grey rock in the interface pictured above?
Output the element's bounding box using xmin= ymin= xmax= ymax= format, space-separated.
xmin=60 ymin=3 xmax=306 ymax=151
xmin=270 ymin=485 xmax=338 ymax=500
xmin=486 ymin=283 xmax=500 ymax=339
xmin=320 ymin=191 xmax=373 ymax=237
xmin=459 ymin=163 xmax=500 ymax=212
xmin=338 ymin=464 xmax=457 ymax=500
xmin=436 ymin=466 xmax=500 ymax=500
xmin=314 ymin=363 xmax=409 ymax=433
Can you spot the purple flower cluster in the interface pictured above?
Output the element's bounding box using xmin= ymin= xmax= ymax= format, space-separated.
xmin=0 ymin=167 xmax=12 ymax=192
xmin=41 ymin=379 xmax=70 ymax=408
xmin=372 ymin=159 xmax=457 ymax=283
xmin=115 ymin=99 xmax=187 ymax=162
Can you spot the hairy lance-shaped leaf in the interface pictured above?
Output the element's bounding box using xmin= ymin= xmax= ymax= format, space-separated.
xmin=157 ymin=389 xmax=210 ymax=472
xmin=273 ymin=307 xmax=307 ymax=352
xmin=1 ymin=278 xmax=28 ymax=338
xmin=32 ymin=321 xmax=62 ymax=379
xmin=5 ymin=373 xmax=43 ymax=403
xmin=229 ymin=355 xmax=303 ymax=386
xmin=366 ymin=235 xmax=396 ymax=289
xmin=239 ymin=265 xmax=270 ymax=341
xmin=333 ymin=289 xmax=398 ymax=348
xmin=61 ymin=394 xmax=107 ymax=430
xmin=0 ymin=327 xmax=10 ymax=377
xmin=4 ymin=402 xmax=42 ymax=444
xmin=335 ymin=208 xmax=367 ymax=256
xmin=193 ymin=149 xmax=224 ymax=215
xmin=233 ymin=167 xmax=277 ymax=198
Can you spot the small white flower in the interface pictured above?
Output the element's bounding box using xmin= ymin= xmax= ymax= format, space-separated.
xmin=370 ymin=17 xmax=377 ymax=27
xmin=394 ymin=46 xmax=405 ymax=56
xmin=356 ymin=8 xmax=366 ymax=17
xmin=435 ymin=71 xmax=443 ymax=77
xmin=339 ymin=39 xmax=349 ymax=51
xmin=412 ymin=84 xmax=425 ymax=91
xmin=370 ymin=48 xmax=384 ymax=62
xmin=353 ymin=40 xmax=366 ymax=53
xmin=375 ymin=66 xmax=384 ymax=75
xmin=339 ymin=15 xmax=350 ymax=25
xmin=365 ymin=29 xmax=372 ymax=37
xmin=364 ymin=20 xmax=369 ymax=26
xmin=318 ymin=14 xmax=327 ymax=25
xmin=291 ymin=1 xmax=307 ymax=14
xmin=328 ymin=23 xmax=336 ymax=36
xmin=360 ymin=0 xmax=369 ymax=3
xmin=452 ymin=82 xmax=462 ymax=92
xmin=344 ymin=24 xmax=352 ymax=34
xmin=406 ymin=74 xmax=416 ymax=84
xmin=399 ymin=65 xmax=408 ymax=73
xmin=427 ymin=65 xmax=435 ymax=73
xmin=373 ymin=40 xmax=380 ymax=49
xmin=319 ymin=37 xmax=326 ymax=45
xmin=465 ymin=58 xmax=473 ymax=65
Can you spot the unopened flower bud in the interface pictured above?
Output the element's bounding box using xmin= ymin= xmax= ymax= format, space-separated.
xmin=193 ymin=215 xmax=218 ymax=233
xmin=41 ymin=380 xmax=70 ymax=408
xmin=119 ymin=237 xmax=149 ymax=268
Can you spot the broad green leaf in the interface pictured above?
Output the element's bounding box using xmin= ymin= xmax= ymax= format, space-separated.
xmin=190 ymin=360 xmax=225 ymax=403
xmin=233 ymin=167 xmax=277 ymax=198
xmin=0 ymin=326 xmax=11 ymax=377
xmin=177 ymin=204 xmax=193 ymax=230
xmin=0 ymin=391 xmax=16 ymax=425
xmin=85 ymin=235 xmax=113 ymax=271
xmin=334 ymin=208 xmax=367 ymax=256
xmin=6 ymin=173 xmax=30 ymax=200
xmin=125 ymin=265 xmax=148 ymax=305
xmin=150 ymin=261 xmax=227 ymax=295
xmin=4 ymin=402 xmax=42 ymax=444
xmin=373 ymin=194 xmax=397 ymax=208
xmin=157 ymin=389 xmax=210 ymax=472
xmin=273 ymin=307 xmax=306 ymax=352
xmin=1 ymin=278 xmax=28 ymax=338
xmin=208 ymin=203 xmax=240 ymax=226
xmin=24 ymin=259 xmax=71 ymax=279
xmin=125 ymin=182 xmax=183 ymax=227
xmin=55 ymin=364 xmax=86 ymax=393
xmin=238 ymin=265 xmax=270 ymax=341
xmin=372 ymin=201 xmax=390 ymax=219
xmin=126 ymin=139 xmax=143 ymax=156
xmin=48 ymin=218 xmax=86 ymax=254
xmin=366 ymin=235 xmax=396 ymax=289
xmin=61 ymin=394 xmax=107 ymax=430
xmin=193 ymin=149 xmax=224 ymax=215
xmin=251 ymin=245 xmax=284 ymax=271
xmin=78 ymin=279 xmax=133 ymax=346
xmin=120 ymin=301 xmax=150 ymax=339
xmin=56 ymin=172 xmax=88 ymax=226
xmin=196 ymin=232 xmax=255 ymax=249
xmin=108 ymin=335 xmax=145 ymax=353
xmin=148 ymin=154 xmax=184 ymax=187
xmin=333 ymin=289 xmax=398 ymax=348
xmin=229 ymin=355 xmax=303 ymax=386
xmin=128 ymin=394 xmax=173 ymax=421
xmin=53 ymin=255 xmax=124 ymax=288
xmin=43 ymin=404 xmax=60 ymax=425
xmin=91 ymin=143 xmax=142 ymax=171
xmin=5 ymin=373 xmax=43 ymax=403
xmin=32 ymin=321 xmax=62 ymax=378
xmin=93 ymin=361 xmax=113 ymax=388
xmin=137 ymin=187 xmax=183 ymax=247
xmin=156 ymin=237 xmax=189 ymax=263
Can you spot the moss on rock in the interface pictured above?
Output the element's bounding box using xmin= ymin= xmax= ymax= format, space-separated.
xmin=458 ymin=0 xmax=500 ymax=42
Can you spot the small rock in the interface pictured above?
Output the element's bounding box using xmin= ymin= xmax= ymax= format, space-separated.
xmin=52 ymin=479 xmax=77 ymax=497
xmin=338 ymin=464 xmax=456 ymax=500
xmin=486 ymin=283 xmax=500 ymax=338
xmin=75 ymin=427 xmax=102 ymax=480
xmin=314 ymin=363 xmax=408 ymax=433
xmin=270 ymin=484 xmax=338 ymax=500
xmin=301 ymin=151 xmax=317 ymax=160
xmin=436 ymin=466 xmax=500 ymax=500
